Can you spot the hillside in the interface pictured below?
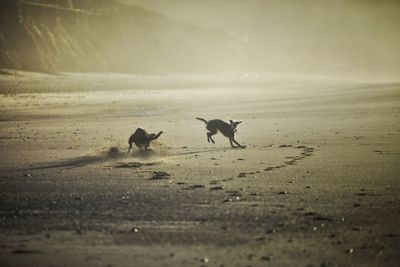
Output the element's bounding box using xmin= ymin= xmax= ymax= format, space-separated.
xmin=0 ymin=0 xmax=245 ymax=73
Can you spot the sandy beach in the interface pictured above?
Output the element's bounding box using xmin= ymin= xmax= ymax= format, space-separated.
xmin=0 ymin=72 xmax=399 ymax=267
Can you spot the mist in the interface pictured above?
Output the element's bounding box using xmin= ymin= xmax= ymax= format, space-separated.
xmin=1 ymin=0 xmax=399 ymax=77
xmin=122 ymin=0 xmax=400 ymax=76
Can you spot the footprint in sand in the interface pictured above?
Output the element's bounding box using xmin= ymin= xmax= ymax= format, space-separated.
xmin=209 ymin=186 xmax=223 ymax=191
xmin=114 ymin=162 xmax=157 ymax=168
xmin=150 ymin=171 xmax=170 ymax=180
xmin=190 ymin=184 xmax=205 ymax=189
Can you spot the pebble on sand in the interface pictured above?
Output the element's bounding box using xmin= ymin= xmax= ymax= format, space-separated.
xmin=260 ymin=255 xmax=272 ymax=261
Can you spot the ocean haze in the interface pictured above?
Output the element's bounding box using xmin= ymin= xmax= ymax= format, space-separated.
xmin=120 ymin=0 xmax=400 ymax=76
xmin=0 ymin=0 xmax=399 ymax=76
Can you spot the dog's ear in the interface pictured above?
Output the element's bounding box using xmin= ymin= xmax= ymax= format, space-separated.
xmin=233 ymin=120 xmax=242 ymax=127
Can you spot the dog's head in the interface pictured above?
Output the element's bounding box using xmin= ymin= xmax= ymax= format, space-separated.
xmin=229 ymin=119 xmax=242 ymax=130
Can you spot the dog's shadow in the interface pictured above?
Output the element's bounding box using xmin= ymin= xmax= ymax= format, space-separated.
xmin=23 ymin=152 xmax=123 ymax=171
xmin=22 ymin=146 xmax=242 ymax=171
xmin=24 ymin=155 xmax=110 ymax=170
xmin=22 ymin=147 xmax=160 ymax=171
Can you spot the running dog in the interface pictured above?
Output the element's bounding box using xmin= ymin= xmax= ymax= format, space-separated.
xmin=196 ymin=117 xmax=245 ymax=148
xmin=127 ymin=127 xmax=163 ymax=153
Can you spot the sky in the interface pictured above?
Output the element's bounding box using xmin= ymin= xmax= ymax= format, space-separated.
xmin=118 ymin=0 xmax=400 ymax=75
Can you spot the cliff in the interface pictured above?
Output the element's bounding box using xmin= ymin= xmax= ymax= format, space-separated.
xmin=0 ymin=0 xmax=245 ymax=73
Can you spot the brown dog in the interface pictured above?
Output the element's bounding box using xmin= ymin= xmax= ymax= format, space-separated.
xmin=127 ymin=128 xmax=163 ymax=153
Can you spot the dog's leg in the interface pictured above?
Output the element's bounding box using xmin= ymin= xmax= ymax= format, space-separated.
xmin=231 ymin=138 xmax=246 ymax=148
xmin=144 ymin=141 xmax=150 ymax=151
xmin=127 ymin=143 xmax=132 ymax=155
xmin=207 ymin=131 xmax=216 ymax=144
xmin=127 ymin=134 xmax=135 ymax=155
xmin=229 ymin=139 xmax=236 ymax=148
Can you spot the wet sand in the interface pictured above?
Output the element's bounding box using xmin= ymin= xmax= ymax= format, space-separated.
xmin=0 ymin=72 xmax=399 ymax=266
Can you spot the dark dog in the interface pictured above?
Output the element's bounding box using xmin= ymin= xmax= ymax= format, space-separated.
xmin=196 ymin=117 xmax=245 ymax=148
xmin=127 ymin=128 xmax=163 ymax=153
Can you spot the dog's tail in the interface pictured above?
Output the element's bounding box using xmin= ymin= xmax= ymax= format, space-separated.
xmin=150 ymin=131 xmax=163 ymax=140
xmin=196 ymin=117 xmax=208 ymax=124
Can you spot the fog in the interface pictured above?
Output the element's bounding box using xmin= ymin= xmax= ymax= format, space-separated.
xmin=1 ymin=0 xmax=399 ymax=77
xmin=121 ymin=0 xmax=400 ymax=76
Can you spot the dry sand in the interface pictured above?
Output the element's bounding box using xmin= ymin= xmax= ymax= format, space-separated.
xmin=0 ymin=72 xmax=399 ymax=266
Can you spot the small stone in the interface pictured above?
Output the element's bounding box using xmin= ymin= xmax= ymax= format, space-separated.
xmin=347 ymin=248 xmax=354 ymax=254
xmin=202 ymin=257 xmax=209 ymax=263
xmin=238 ymin=172 xmax=247 ymax=177
xmin=260 ymin=256 xmax=272 ymax=261
xmin=131 ymin=227 xmax=139 ymax=233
